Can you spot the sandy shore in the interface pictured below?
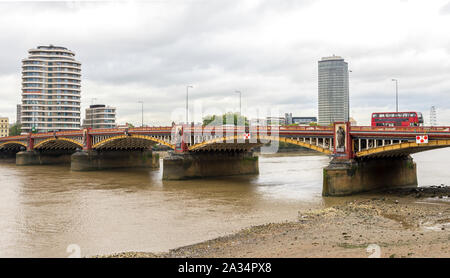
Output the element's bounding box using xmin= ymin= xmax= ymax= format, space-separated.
xmin=100 ymin=186 xmax=450 ymax=258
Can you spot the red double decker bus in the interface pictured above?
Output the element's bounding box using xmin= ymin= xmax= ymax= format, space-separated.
xmin=371 ymin=112 xmax=423 ymax=127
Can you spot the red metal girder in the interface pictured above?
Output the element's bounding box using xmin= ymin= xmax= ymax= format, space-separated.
xmin=350 ymin=132 xmax=450 ymax=139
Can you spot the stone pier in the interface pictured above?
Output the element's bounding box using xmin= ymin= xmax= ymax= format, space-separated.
xmin=16 ymin=150 xmax=73 ymax=166
xmin=163 ymin=151 xmax=259 ymax=180
xmin=0 ymin=150 xmax=19 ymax=163
xmin=322 ymin=156 xmax=418 ymax=196
xmin=71 ymin=150 xmax=159 ymax=171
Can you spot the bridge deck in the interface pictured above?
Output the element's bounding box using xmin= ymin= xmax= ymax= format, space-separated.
xmin=1 ymin=126 xmax=450 ymax=156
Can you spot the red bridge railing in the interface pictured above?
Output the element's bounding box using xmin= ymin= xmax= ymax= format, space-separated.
xmin=2 ymin=125 xmax=450 ymax=143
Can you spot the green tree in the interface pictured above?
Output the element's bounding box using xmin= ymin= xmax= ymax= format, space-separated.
xmin=203 ymin=112 xmax=248 ymax=126
xmin=9 ymin=123 xmax=21 ymax=136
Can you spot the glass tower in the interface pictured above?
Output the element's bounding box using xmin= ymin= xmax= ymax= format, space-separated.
xmin=318 ymin=55 xmax=349 ymax=126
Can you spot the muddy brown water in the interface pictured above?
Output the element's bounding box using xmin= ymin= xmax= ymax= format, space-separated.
xmin=0 ymin=149 xmax=448 ymax=257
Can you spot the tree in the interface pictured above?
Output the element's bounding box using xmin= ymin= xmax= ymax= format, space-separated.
xmin=9 ymin=123 xmax=21 ymax=136
xmin=203 ymin=112 xmax=248 ymax=126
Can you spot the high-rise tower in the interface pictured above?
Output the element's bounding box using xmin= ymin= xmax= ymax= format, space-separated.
xmin=430 ymin=106 xmax=437 ymax=126
xmin=21 ymin=45 xmax=81 ymax=133
xmin=318 ymin=55 xmax=349 ymax=126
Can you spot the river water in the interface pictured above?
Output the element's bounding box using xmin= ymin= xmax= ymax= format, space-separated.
xmin=0 ymin=149 xmax=449 ymax=257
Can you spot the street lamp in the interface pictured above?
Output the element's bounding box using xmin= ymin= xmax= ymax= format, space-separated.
xmin=235 ymin=90 xmax=242 ymax=115
xmin=348 ymin=70 xmax=352 ymax=121
xmin=392 ymin=79 xmax=398 ymax=112
xmin=186 ymin=85 xmax=193 ymax=124
xmin=138 ymin=101 xmax=144 ymax=127
xmin=90 ymin=98 xmax=97 ymax=129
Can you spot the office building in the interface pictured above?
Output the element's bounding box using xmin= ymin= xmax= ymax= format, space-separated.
xmin=83 ymin=104 xmax=116 ymax=129
xmin=21 ymin=45 xmax=81 ymax=133
xmin=16 ymin=104 xmax=22 ymax=124
xmin=292 ymin=117 xmax=317 ymax=126
xmin=285 ymin=113 xmax=293 ymax=125
xmin=266 ymin=116 xmax=286 ymax=126
xmin=0 ymin=117 xmax=9 ymax=137
xmin=283 ymin=113 xmax=317 ymax=126
xmin=249 ymin=118 xmax=267 ymax=127
xmin=318 ymin=55 xmax=349 ymax=125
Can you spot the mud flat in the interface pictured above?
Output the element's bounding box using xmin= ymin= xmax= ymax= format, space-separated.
xmin=99 ymin=186 xmax=450 ymax=258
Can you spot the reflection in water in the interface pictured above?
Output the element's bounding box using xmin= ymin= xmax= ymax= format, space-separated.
xmin=0 ymin=149 xmax=449 ymax=257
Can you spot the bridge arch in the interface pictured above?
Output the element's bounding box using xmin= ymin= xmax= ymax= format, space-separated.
xmin=92 ymin=134 xmax=174 ymax=150
xmin=0 ymin=141 xmax=27 ymax=150
xmin=356 ymin=139 xmax=450 ymax=158
xmin=188 ymin=134 xmax=332 ymax=154
xmin=34 ymin=138 xmax=83 ymax=150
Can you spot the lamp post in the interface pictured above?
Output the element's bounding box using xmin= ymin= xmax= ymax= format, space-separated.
xmin=186 ymin=85 xmax=193 ymax=124
xmin=348 ymin=70 xmax=352 ymax=122
xmin=392 ymin=79 xmax=398 ymax=112
xmin=90 ymin=98 xmax=97 ymax=129
xmin=138 ymin=101 xmax=144 ymax=127
xmin=235 ymin=90 xmax=242 ymax=115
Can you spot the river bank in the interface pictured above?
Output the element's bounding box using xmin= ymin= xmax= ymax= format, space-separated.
xmin=101 ymin=186 xmax=450 ymax=258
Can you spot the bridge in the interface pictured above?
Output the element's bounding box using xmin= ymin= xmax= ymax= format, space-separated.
xmin=1 ymin=122 xmax=450 ymax=196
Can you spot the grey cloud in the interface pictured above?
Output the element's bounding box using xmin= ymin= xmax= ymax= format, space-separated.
xmin=0 ymin=0 xmax=449 ymax=125
xmin=440 ymin=2 xmax=450 ymax=14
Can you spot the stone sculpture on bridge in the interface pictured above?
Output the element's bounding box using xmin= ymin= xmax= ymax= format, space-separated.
xmin=336 ymin=126 xmax=346 ymax=150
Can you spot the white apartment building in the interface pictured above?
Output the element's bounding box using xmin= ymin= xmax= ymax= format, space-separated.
xmin=21 ymin=45 xmax=81 ymax=133
xmin=83 ymin=104 xmax=116 ymax=129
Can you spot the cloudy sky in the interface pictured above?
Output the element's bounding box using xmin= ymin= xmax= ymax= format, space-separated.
xmin=1 ymin=0 xmax=450 ymax=126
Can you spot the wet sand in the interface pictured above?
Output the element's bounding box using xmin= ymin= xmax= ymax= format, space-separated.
xmin=102 ymin=187 xmax=450 ymax=258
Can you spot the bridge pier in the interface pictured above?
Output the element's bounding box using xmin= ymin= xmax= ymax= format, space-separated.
xmin=16 ymin=150 xmax=73 ymax=166
xmin=162 ymin=151 xmax=259 ymax=180
xmin=322 ymin=156 xmax=418 ymax=196
xmin=70 ymin=150 xmax=159 ymax=171
xmin=0 ymin=150 xmax=19 ymax=163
